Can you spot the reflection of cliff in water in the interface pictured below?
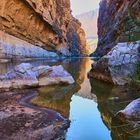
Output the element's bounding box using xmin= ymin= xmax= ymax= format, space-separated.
xmin=90 ymin=78 xmax=140 ymax=140
xmin=32 ymin=84 xmax=80 ymax=118
xmin=75 ymin=58 xmax=97 ymax=100
xmin=31 ymin=58 xmax=91 ymax=118
xmin=0 ymin=58 xmax=92 ymax=118
xmin=0 ymin=58 xmax=61 ymax=74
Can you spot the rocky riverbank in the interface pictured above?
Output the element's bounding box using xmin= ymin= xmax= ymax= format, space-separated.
xmin=0 ymin=90 xmax=70 ymax=140
xmin=0 ymin=58 xmax=91 ymax=140
xmin=0 ymin=62 xmax=74 ymax=139
xmin=89 ymin=41 xmax=140 ymax=85
xmin=116 ymin=98 xmax=140 ymax=121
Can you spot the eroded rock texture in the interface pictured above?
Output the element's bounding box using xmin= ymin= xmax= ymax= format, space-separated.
xmin=90 ymin=0 xmax=140 ymax=85
xmin=0 ymin=91 xmax=70 ymax=140
xmin=0 ymin=0 xmax=89 ymax=57
xmin=89 ymin=41 xmax=140 ymax=85
xmin=94 ymin=0 xmax=140 ymax=57
xmin=0 ymin=63 xmax=74 ymax=91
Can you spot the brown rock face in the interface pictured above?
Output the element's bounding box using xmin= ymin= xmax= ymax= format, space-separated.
xmin=0 ymin=0 xmax=89 ymax=56
xmin=90 ymin=0 xmax=140 ymax=85
xmin=94 ymin=0 xmax=140 ymax=57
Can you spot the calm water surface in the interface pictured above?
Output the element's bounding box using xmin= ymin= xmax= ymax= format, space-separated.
xmin=1 ymin=58 xmax=140 ymax=140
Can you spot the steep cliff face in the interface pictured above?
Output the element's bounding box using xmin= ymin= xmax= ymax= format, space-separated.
xmin=95 ymin=0 xmax=140 ymax=56
xmin=0 ymin=0 xmax=88 ymax=57
xmin=90 ymin=0 xmax=140 ymax=85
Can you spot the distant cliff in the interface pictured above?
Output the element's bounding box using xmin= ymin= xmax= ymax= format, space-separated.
xmin=76 ymin=10 xmax=98 ymax=39
xmin=0 ymin=0 xmax=89 ymax=58
xmin=76 ymin=10 xmax=98 ymax=53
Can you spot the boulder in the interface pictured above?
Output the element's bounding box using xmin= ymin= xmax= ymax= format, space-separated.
xmin=0 ymin=63 xmax=74 ymax=91
xmin=116 ymin=98 xmax=140 ymax=121
xmin=89 ymin=41 xmax=140 ymax=85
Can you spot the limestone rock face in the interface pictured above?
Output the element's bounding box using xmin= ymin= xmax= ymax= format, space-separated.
xmin=89 ymin=41 xmax=140 ymax=85
xmin=117 ymin=98 xmax=140 ymax=121
xmin=0 ymin=63 xmax=75 ymax=91
xmin=0 ymin=0 xmax=88 ymax=57
xmin=94 ymin=0 xmax=140 ymax=57
xmin=0 ymin=30 xmax=58 ymax=58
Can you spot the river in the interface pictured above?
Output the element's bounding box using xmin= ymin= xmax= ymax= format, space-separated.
xmin=0 ymin=58 xmax=140 ymax=140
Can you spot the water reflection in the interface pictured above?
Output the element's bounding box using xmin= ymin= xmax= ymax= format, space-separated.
xmin=30 ymin=58 xmax=112 ymax=140
xmin=0 ymin=58 xmax=140 ymax=139
xmin=90 ymin=78 xmax=140 ymax=139
xmin=31 ymin=58 xmax=91 ymax=118
xmin=31 ymin=84 xmax=80 ymax=118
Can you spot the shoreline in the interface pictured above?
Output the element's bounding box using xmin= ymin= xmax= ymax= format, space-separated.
xmin=0 ymin=89 xmax=70 ymax=140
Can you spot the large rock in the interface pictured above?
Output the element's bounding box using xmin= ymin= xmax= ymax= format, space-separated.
xmin=94 ymin=0 xmax=140 ymax=57
xmin=0 ymin=0 xmax=89 ymax=57
xmin=116 ymin=98 xmax=140 ymax=121
xmin=0 ymin=63 xmax=75 ymax=91
xmin=89 ymin=41 xmax=140 ymax=85
xmin=90 ymin=0 xmax=140 ymax=85
xmin=0 ymin=31 xmax=58 ymax=58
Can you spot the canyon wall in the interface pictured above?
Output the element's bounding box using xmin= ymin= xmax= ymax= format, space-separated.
xmin=0 ymin=0 xmax=89 ymax=58
xmin=95 ymin=0 xmax=140 ymax=57
xmin=90 ymin=0 xmax=140 ymax=85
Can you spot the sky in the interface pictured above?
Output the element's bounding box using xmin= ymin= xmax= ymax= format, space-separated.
xmin=70 ymin=0 xmax=100 ymax=16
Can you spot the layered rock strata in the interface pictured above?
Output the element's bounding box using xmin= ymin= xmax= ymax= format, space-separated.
xmin=0 ymin=0 xmax=89 ymax=57
xmin=0 ymin=30 xmax=58 ymax=58
xmin=94 ymin=0 xmax=140 ymax=57
xmin=90 ymin=0 xmax=140 ymax=85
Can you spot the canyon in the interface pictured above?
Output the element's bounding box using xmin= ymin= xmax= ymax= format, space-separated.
xmin=76 ymin=9 xmax=98 ymax=39
xmin=0 ymin=0 xmax=140 ymax=139
xmin=90 ymin=0 xmax=140 ymax=85
xmin=0 ymin=0 xmax=89 ymax=58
